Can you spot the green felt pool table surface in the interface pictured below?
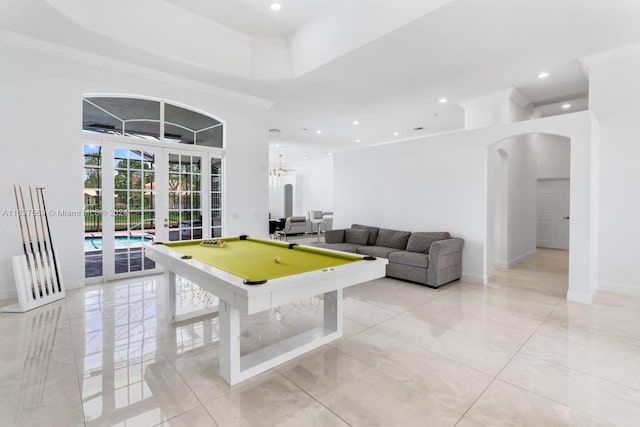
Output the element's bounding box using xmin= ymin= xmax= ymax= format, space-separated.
xmin=161 ymin=236 xmax=363 ymax=283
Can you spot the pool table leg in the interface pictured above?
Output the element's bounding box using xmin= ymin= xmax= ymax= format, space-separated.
xmin=323 ymin=289 xmax=342 ymax=334
xmin=219 ymin=300 xmax=241 ymax=385
xmin=165 ymin=271 xmax=177 ymax=323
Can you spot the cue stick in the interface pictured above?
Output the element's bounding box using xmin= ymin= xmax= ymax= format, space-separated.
xmin=19 ymin=185 xmax=44 ymax=297
xmin=37 ymin=187 xmax=61 ymax=293
xmin=29 ymin=185 xmax=51 ymax=295
xmin=35 ymin=184 xmax=56 ymax=292
xmin=13 ymin=185 xmax=37 ymax=300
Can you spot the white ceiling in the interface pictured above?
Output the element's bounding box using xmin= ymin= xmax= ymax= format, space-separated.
xmin=2 ymin=0 xmax=640 ymax=162
xmin=162 ymin=0 xmax=340 ymax=37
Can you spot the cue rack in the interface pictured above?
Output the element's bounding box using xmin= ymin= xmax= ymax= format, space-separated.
xmin=2 ymin=185 xmax=65 ymax=313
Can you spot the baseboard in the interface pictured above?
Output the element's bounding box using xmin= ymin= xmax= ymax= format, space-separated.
xmin=507 ymin=249 xmax=537 ymax=268
xmin=0 ymin=288 xmax=17 ymax=300
xmin=461 ymin=272 xmax=486 ymax=284
xmin=566 ymin=290 xmax=595 ymax=304
xmin=599 ymin=281 xmax=640 ymax=297
xmin=64 ymin=279 xmax=85 ymax=290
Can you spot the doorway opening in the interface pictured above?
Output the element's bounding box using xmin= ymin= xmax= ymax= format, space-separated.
xmin=487 ymin=133 xmax=570 ymax=292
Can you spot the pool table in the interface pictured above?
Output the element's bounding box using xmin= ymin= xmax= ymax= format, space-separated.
xmin=144 ymin=235 xmax=388 ymax=385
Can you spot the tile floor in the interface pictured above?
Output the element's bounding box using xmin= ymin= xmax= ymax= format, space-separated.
xmin=1 ymin=247 xmax=639 ymax=426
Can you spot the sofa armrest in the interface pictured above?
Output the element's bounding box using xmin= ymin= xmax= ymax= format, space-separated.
xmin=324 ymin=229 xmax=346 ymax=243
xmin=427 ymin=238 xmax=464 ymax=287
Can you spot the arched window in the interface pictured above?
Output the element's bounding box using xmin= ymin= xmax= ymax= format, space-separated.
xmin=83 ymin=96 xmax=224 ymax=147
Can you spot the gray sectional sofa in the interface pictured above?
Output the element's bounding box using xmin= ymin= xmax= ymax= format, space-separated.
xmin=313 ymin=224 xmax=464 ymax=288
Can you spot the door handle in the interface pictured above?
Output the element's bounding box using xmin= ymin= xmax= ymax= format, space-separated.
xmin=563 ymin=216 xmax=570 ymax=220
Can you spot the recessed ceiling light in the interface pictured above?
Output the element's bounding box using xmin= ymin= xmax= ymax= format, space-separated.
xmin=355 ymin=139 xmax=361 ymax=143
xmin=537 ymin=72 xmax=549 ymax=79
xmin=270 ymin=3 xmax=281 ymax=11
xmin=352 ymin=120 xmax=359 ymax=125
xmin=438 ymin=98 xmax=447 ymax=103
xmin=393 ymin=132 xmax=399 ymax=136
xmin=562 ymin=103 xmax=571 ymax=109
xmin=275 ymin=144 xmax=280 ymax=147
xmin=327 ymin=152 xmax=332 ymax=156
xmin=316 ymin=130 xmax=322 ymax=135
xmin=303 ymin=157 xmax=307 ymax=160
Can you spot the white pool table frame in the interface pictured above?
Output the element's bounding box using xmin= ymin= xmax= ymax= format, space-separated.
xmin=145 ymin=242 xmax=387 ymax=385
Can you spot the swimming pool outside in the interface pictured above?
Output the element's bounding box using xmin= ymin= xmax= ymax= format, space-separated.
xmin=85 ymin=236 xmax=153 ymax=251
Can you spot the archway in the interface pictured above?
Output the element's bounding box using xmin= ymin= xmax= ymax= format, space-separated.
xmin=486 ymin=132 xmax=571 ymax=286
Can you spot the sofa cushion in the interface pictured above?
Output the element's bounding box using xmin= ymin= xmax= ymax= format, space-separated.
xmin=351 ymin=224 xmax=379 ymax=246
xmin=312 ymin=242 xmax=361 ymax=253
xmin=324 ymin=229 xmax=345 ymax=243
xmin=406 ymin=232 xmax=451 ymax=253
xmin=356 ymin=246 xmax=400 ymax=259
xmin=375 ymin=229 xmax=411 ymax=250
xmin=289 ymin=216 xmax=307 ymax=223
xmin=389 ymin=251 xmax=429 ymax=268
xmin=344 ymin=229 xmax=370 ymax=245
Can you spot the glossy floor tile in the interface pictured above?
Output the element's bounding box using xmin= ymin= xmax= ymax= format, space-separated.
xmin=1 ymin=248 xmax=640 ymax=426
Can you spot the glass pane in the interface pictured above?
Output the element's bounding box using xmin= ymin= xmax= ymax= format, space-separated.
xmin=211 ymin=176 xmax=221 ymax=191
xmin=83 ymin=100 xmax=122 ymax=135
xmin=84 ymin=97 xmax=160 ymax=139
xmin=143 ymin=191 xmax=155 ymax=210
xmin=168 ymin=154 xmax=181 ymax=171
xmin=124 ymin=120 xmax=160 ymax=140
xmin=129 ymin=171 xmax=142 ymax=190
xmin=192 ymin=175 xmax=201 ymax=191
xmin=144 ymin=171 xmax=155 ymax=188
xmin=181 ymin=155 xmax=191 ymax=172
xmin=84 ymin=145 xmax=102 ymax=166
xmin=192 ymin=157 xmax=202 ymax=173
xmin=181 ymin=174 xmax=190 ymax=191
xmin=211 ymin=193 xmax=221 ymax=210
xmin=84 ymin=168 xmax=101 ymax=189
xmin=114 ymin=171 xmax=128 ymax=189
xmin=129 ymin=192 xmax=142 ymax=209
xmin=165 ymin=103 xmax=220 ymax=147
xmin=165 ymin=124 xmax=194 ymax=144
xmin=196 ymin=125 xmax=223 ymax=148
xmin=114 ymin=191 xmax=127 ymax=209
xmin=211 ymin=158 xmax=222 ymax=175
xmin=211 ymin=210 xmax=222 ymax=227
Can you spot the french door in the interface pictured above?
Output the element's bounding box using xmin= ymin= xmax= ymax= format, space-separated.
xmin=84 ymin=136 xmax=223 ymax=282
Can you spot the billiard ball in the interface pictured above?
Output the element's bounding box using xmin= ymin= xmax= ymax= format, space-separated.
xmin=274 ymin=256 xmax=280 ymax=263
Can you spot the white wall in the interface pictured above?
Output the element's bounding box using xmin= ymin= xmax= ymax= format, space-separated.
xmin=537 ymin=134 xmax=571 ymax=178
xmin=334 ymin=112 xmax=596 ymax=303
xmin=588 ymin=51 xmax=640 ymax=296
xmin=0 ymin=44 xmax=270 ymax=298
xmin=290 ymin=157 xmax=334 ymax=216
xmin=487 ymin=135 xmax=538 ymax=269
xmin=463 ymin=89 xmax=532 ymax=129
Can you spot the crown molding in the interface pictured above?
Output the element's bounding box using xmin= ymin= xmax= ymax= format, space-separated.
xmin=580 ymin=41 xmax=640 ymax=74
xmin=0 ymin=29 xmax=274 ymax=109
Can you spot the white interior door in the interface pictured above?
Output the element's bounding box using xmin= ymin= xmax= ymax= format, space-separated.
xmin=537 ymin=178 xmax=570 ymax=250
